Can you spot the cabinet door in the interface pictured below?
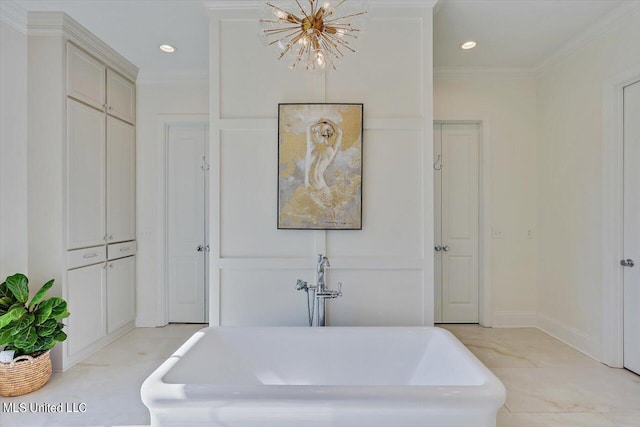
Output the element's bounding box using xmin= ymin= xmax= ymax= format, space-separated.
xmin=106 ymin=69 xmax=135 ymax=124
xmin=67 ymin=43 xmax=106 ymax=111
xmin=106 ymin=256 xmax=135 ymax=333
xmin=106 ymin=116 xmax=136 ymax=243
xmin=66 ymin=263 xmax=106 ymax=357
xmin=67 ymin=99 xmax=106 ymax=249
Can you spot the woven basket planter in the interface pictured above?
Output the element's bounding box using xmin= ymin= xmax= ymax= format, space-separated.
xmin=0 ymin=350 xmax=52 ymax=397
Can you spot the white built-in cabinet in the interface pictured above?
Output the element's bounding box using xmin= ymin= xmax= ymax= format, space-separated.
xmin=27 ymin=12 xmax=138 ymax=371
xmin=106 ymin=116 xmax=136 ymax=243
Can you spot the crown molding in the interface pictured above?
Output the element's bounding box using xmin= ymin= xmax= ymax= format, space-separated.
xmin=434 ymin=67 xmax=537 ymax=82
xmin=535 ymin=0 xmax=640 ymax=74
xmin=0 ymin=0 xmax=27 ymax=33
xmin=137 ymin=69 xmax=209 ymax=85
xmin=204 ymin=0 xmax=438 ymax=10
xmin=27 ymin=12 xmax=138 ymax=81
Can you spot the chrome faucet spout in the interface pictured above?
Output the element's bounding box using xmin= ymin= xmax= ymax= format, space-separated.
xmin=297 ymin=254 xmax=342 ymax=327
xmin=316 ymin=254 xmax=330 ymax=291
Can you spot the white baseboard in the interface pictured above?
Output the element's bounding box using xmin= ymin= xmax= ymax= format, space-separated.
xmin=536 ymin=313 xmax=602 ymax=362
xmin=492 ymin=310 xmax=537 ymax=327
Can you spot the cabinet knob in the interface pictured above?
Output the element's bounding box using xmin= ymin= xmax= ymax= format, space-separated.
xmin=443 ymin=245 xmax=451 ymax=252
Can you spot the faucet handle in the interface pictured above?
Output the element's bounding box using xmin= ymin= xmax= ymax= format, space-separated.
xmin=337 ymin=282 xmax=342 ymax=297
xmin=296 ymin=279 xmax=308 ymax=291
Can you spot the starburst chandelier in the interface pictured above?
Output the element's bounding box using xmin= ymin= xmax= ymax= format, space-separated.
xmin=259 ymin=0 xmax=368 ymax=71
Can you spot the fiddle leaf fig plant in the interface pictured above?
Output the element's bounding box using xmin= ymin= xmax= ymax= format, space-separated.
xmin=0 ymin=274 xmax=69 ymax=356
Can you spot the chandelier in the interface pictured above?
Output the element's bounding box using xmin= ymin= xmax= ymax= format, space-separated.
xmin=259 ymin=1 xmax=368 ymax=71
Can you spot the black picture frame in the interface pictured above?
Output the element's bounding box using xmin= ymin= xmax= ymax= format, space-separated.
xmin=277 ymin=103 xmax=364 ymax=230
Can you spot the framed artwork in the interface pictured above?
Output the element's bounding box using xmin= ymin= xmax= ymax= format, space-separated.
xmin=278 ymin=103 xmax=363 ymax=230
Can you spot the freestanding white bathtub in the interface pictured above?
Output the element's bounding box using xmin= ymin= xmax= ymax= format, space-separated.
xmin=141 ymin=327 xmax=506 ymax=427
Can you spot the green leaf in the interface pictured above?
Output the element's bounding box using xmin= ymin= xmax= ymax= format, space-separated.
xmin=49 ymin=298 xmax=69 ymax=320
xmin=28 ymin=279 xmax=54 ymax=309
xmin=0 ymin=305 xmax=26 ymax=329
xmin=10 ymin=312 xmax=34 ymax=335
xmin=25 ymin=335 xmax=55 ymax=354
xmin=54 ymin=330 xmax=67 ymax=342
xmin=5 ymin=274 xmax=29 ymax=304
xmin=0 ymin=295 xmax=15 ymax=308
xmin=36 ymin=318 xmax=58 ymax=337
xmin=0 ymin=327 xmax=15 ymax=345
xmin=14 ymin=325 xmax=37 ymax=350
xmin=0 ymin=281 xmax=10 ymax=298
xmin=34 ymin=301 xmax=53 ymax=325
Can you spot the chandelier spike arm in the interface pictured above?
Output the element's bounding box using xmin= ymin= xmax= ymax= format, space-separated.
xmin=323 ymin=31 xmax=357 ymax=53
xmin=295 ymin=0 xmax=310 ymax=19
xmin=266 ymin=2 xmax=303 ymax=23
xmin=332 ymin=0 xmax=348 ymax=11
xmin=324 ymin=10 xmax=368 ymax=24
xmin=319 ymin=35 xmax=344 ymax=60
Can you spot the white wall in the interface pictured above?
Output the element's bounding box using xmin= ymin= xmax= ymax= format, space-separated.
xmin=208 ymin=3 xmax=435 ymax=326
xmin=0 ymin=17 xmax=29 ymax=280
xmin=434 ymin=75 xmax=538 ymax=326
xmin=135 ymin=80 xmax=209 ymax=326
xmin=536 ymin=5 xmax=640 ymax=359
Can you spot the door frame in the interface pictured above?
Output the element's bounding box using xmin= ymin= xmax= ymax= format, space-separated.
xmin=602 ymin=66 xmax=640 ymax=368
xmin=434 ymin=118 xmax=492 ymax=327
xmin=156 ymin=115 xmax=209 ymax=326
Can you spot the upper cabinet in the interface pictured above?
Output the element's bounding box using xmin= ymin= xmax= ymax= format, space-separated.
xmin=66 ymin=41 xmax=136 ymax=250
xmin=106 ymin=69 xmax=136 ymax=124
xmin=67 ymin=44 xmax=135 ymax=125
xmin=67 ymin=43 xmax=106 ymax=111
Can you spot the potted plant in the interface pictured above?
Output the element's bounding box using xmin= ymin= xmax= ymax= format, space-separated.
xmin=0 ymin=273 xmax=69 ymax=397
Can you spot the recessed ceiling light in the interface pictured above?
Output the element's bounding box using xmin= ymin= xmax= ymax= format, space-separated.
xmin=159 ymin=44 xmax=176 ymax=53
xmin=460 ymin=41 xmax=477 ymax=50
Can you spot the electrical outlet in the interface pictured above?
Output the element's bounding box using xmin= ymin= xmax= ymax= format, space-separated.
xmin=492 ymin=229 xmax=504 ymax=239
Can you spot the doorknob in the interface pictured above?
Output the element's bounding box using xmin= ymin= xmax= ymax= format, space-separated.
xmin=434 ymin=245 xmax=442 ymax=252
xmin=621 ymin=259 xmax=635 ymax=267
xmin=197 ymin=245 xmax=205 ymax=252
xmin=443 ymin=245 xmax=451 ymax=252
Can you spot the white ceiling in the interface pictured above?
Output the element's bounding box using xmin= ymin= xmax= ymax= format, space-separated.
xmin=9 ymin=0 xmax=632 ymax=77
xmin=13 ymin=0 xmax=210 ymax=75
xmin=433 ymin=0 xmax=626 ymax=69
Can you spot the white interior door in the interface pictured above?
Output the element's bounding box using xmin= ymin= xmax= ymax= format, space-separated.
xmin=434 ymin=124 xmax=443 ymax=322
xmin=623 ymin=80 xmax=640 ymax=375
xmin=167 ymin=124 xmax=208 ymax=323
xmin=434 ymin=123 xmax=479 ymax=323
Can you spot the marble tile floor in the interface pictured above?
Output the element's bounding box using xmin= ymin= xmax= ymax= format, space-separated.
xmin=440 ymin=324 xmax=640 ymax=427
xmin=1 ymin=323 xmax=638 ymax=427
xmin=0 ymin=324 xmax=204 ymax=427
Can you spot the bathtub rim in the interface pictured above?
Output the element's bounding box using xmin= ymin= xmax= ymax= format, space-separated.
xmin=141 ymin=326 xmax=506 ymax=410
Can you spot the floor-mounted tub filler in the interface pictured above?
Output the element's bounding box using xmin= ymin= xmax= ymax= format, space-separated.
xmin=141 ymin=327 xmax=506 ymax=427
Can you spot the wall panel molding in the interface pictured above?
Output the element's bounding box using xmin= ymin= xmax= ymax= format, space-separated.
xmin=209 ymin=3 xmax=435 ymax=326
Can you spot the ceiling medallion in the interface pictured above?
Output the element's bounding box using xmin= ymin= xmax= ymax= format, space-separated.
xmin=259 ymin=1 xmax=368 ymax=71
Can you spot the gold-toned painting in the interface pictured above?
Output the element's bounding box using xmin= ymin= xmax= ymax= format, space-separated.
xmin=278 ymin=103 xmax=363 ymax=230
